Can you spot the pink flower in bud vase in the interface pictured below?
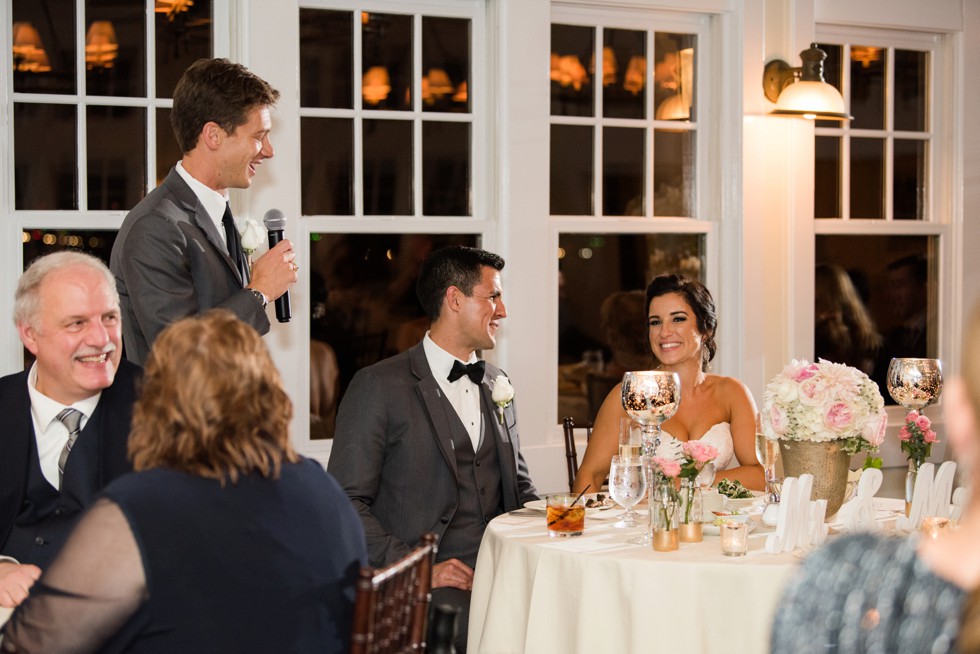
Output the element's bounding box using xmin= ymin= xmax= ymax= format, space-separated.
xmin=653 ymin=457 xmax=681 ymax=478
xmin=907 ymin=410 xmax=920 ymax=422
xmin=915 ymin=415 xmax=932 ymax=431
xmin=924 ymin=429 xmax=939 ymax=444
xmin=898 ymin=426 xmax=911 ymax=441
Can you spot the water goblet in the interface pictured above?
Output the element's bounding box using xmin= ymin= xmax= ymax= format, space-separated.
xmin=608 ymin=455 xmax=647 ymax=528
xmin=886 ymin=358 xmax=944 ymax=411
xmin=621 ymin=371 xmax=681 ymax=458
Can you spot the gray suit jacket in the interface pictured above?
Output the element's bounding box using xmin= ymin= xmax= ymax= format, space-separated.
xmin=328 ymin=343 xmax=538 ymax=566
xmin=110 ymin=168 xmax=269 ymax=365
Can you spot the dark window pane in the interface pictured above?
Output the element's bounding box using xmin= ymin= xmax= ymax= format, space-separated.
xmin=557 ymin=232 xmax=705 ymax=423
xmin=302 ymin=117 xmax=353 ymax=216
xmin=363 ymin=119 xmax=412 ymax=215
xmin=362 ymin=12 xmax=412 ymax=111
xmin=15 ymin=103 xmax=77 ymax=210
xmin=894 ymin=139 xmax=926 ymax=220
xmin=603 ymin=126 xmax=644 ymax=216
xmin=308 ymin=233 xmax=477 ymax=438
xmin=654 ymin=129 xmax=695 ymax=216
xmin=422 ymin=17 xmax=470 ymax=114
xmin=550 ymin=124 xmax=593 ymax=215
xmin=12 ymin=0 xmax=76 ymax=95
xmin=156 ymin=108 xmax=180 ymax=186
xmin=551 ymin=24 xmax=594 ymax=117
xmin=815 ymin=234 xmax=937 ymax=403
xmin=654 ymin=32 xmax=696 ymax=122
xmin=850 ymin=45 xmax=885 ymax=130
xmin=155 ymin=0 xmax=212 ymax=98
xmin=87 ymin=105 xmax=146 ymax=210
xmin=850 ymin=137 xmax=884 ymax=219
xmin=603 ymin=28 xmax=645 ymax=120
xmin=894 ymin=49 xmax=927 ymax=132
xmin=85 ymin=0 xmax=145 ymax=97
xmin=815 ymin=135 xmax=841 ymax=218
xmin=423 ymin=122 xmax=470 ymax=216
xmin=815 ymin=43 xmax=842 ymax=129
xmin=300 ymin=9 xmax=352 ymax=109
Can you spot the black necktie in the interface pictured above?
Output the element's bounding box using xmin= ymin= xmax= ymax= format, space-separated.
xmin=56 ymin=408 xmax=82 ymax=485
xmin=221 ymin=203 xmax=249 ymax=284
xmin=448 ymin=360 xmax=485 ymax=384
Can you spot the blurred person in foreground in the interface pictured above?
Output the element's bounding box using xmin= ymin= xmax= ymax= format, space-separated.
xmin=0 ymin=252 xmax=140 ymax=609
xmin=770 ymin=301 xmax=980 ymax=653
xmin=573 ymin=273 xmax=762 ymax=494
xmin=328 ymin=245 xmax=538 ymax=652
xmin=111 ymin=57 xmax=298 ymax=366
xmin=2 ymin=311 xmax=367 ymax=653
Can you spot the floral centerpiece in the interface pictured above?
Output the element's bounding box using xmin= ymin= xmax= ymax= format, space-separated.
xmin=677 ymin=441 xmax=718 ymax=528
xmin=898 ymin=410 xmax=938 ymax=469
xmin=761 ymin=359 xmax=888 ymax=516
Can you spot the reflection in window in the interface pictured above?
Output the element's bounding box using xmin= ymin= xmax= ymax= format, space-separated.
xmin=422 ymin=17 xmax=470 ymax=113
xmin=309 ymin=234 xmax=477 ymax=438
xmin=654 ymin=32 xmax=696 ymax=122
xmin=550 ymin=124 xmax=593 ymax=215
xmin=654 ymin=129 xmax=695 ymax=217
xmin=557 ymin=233 xmax=704 ymax=423
xmin=14 ymin=103 xmax=77 ymax=210
xmin=850 ymin=137 xmax=884 ymax=219
xmin=850 ymin=45 xmax=885 ymax=130
xmin=12 ymin=0 xmax=76 ymax=95
xmin=364 ymin=119 xmax=413 ymax=215
xmin=603 ymin=126 xmax=645 ymax=216
xmin=85 ymin=1 xmax=146 ymax=98
xmin=362 ymin=13 xmax=412 ymax=111
xmin=603 ymin=29 xmax=645 ymax=120
xmin=815 ymin=234 xmax=937 ymax=403
xmin=155 ymin=0 xmax=213 ymax=98
xmin=423 ymin=122 xmax=470 ymax=215
xmin=550 ymin=24 xmax=594 ymax=117
xmin=301 ymin=117 xmax=353 ymax=215
xmin=299 ymin=9 xmax=353 ymax=109
xmin=87 ymin=106 xmax=146 ymax=210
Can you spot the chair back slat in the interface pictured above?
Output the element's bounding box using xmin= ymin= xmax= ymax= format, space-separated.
xmin=350 ymin=533 xmax=437 ymax=654
xmin=562 ymin=417 xmax=593 ymax=492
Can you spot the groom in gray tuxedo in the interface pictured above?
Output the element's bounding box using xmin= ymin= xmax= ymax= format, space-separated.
xmin=329 ymin=245 xmax=538 ymax=652
xmin=110 ymin=58 xmax=298 ymax=365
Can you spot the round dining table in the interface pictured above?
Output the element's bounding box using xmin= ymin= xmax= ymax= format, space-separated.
xmin=467 ymin=498 xmax=902 ymax=654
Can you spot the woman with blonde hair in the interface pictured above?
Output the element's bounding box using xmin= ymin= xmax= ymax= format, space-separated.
xmin=771 ymin=301 xmax=980 ymax=652
xmin=2 ymin=310 xmax=367 ymax=653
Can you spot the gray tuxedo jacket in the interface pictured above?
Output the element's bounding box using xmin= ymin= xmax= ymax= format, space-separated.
xmin=328 ymin=343 xmax=538 ymax=566
xmin=110 ymin=168 xmax=269 ymax=365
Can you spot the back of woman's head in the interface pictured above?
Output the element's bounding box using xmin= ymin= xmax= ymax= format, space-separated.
xmin=129 ymin=310 xmax=297 ymax=483
xmin=645 ymin=273 xmax=717 ymax=368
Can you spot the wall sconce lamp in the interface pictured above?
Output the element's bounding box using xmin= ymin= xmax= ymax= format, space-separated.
xmin=762 ymin=43 xmax=851 ymax=121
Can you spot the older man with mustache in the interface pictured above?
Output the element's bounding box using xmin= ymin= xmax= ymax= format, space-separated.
xmin=0 ymin=252 xmax=140 ymax=608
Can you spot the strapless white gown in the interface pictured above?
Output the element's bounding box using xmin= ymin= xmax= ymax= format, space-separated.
xmin=654 ymin=422 xmax=737 ymax=470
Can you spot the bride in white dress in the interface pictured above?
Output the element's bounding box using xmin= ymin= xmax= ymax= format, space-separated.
xmin=572 ymin=274 xmax=763 ymax=494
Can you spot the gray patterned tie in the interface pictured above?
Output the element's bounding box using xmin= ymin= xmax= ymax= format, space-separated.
xmin=56 ymin=408 xmax=82 ymax=484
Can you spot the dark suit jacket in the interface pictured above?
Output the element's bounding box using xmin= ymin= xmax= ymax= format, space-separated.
xmin=0 ymin=359 xmax=141 ymax=552
xmin=328 ymin=343 xmax=538 ymax=567
xmin=110 ymin=168 xmax=269 ymax=366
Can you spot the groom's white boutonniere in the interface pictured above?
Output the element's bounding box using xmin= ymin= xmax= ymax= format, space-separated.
xmin=491 ymin=374 xmax=515 ymax=424
xmin=240 ymin=218 xmax=264 ymax=268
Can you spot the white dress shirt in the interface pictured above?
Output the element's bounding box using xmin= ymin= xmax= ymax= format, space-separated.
xmin=422 ymin=333 xmax=483 ymax=451
xmin=175 ymin=160 xmax=231 ymax=247
xmin=26 ymin=363 xmax=101 ymax=490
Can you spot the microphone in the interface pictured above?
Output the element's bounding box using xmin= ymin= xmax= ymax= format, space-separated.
xmin=262 ymin=208 xmax=291 ymax=323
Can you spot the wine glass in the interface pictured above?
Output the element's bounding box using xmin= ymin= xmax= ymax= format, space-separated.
xmin=886 ymin=358 xmax=944 ymax=411
xmin=621 ymin=371 xmax=681 ymax=458
xmin=608 ymin=455 xmax=647 ymax=528
xmin=755 ymin=413 xmax=780 ymax=503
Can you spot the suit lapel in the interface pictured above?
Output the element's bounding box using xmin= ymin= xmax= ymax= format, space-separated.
xmin=480 ymin=373 xmax=520 ymax=509
xmin=410 ymin=345 xmax=459 ymax=478
xmin=163 ymin=169 xmax=244 ymax=286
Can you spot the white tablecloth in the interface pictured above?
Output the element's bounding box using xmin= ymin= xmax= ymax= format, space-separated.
xmin=468 ymin=508 xmax=800 ymax=654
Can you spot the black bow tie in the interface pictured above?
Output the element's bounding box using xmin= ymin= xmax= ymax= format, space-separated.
xmin=448 ymin=360 xmax=485 ymax=384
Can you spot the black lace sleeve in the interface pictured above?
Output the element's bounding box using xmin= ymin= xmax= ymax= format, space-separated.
xmin=1 ymin=498 xmax=146 ymax=653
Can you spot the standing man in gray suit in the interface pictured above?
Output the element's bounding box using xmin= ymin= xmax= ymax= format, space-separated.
xmin=329 ymin=245 xmax=538 ymax=652
xmin=110 ymin=58 xmax=298 ymax=365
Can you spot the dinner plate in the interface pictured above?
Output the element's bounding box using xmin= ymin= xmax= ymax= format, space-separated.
xmin=722 ymin=491 xmax=764 ymax=510
xmin=703 ymin=521 xmax=757 ymax=536
xmin=524 ymin=495 xmax=613 ymax=516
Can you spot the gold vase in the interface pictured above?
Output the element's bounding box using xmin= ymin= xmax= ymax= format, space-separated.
xmin=778 ymin=438 xmax=850 ymax=518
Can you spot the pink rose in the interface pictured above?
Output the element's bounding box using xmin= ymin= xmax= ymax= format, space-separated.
xmin=768 ymin=405 xmax=788 ymax=435
xmin=793 ymin=363 xmax=819 ymax=382
xmin=824 ymin=402 xmax=854 ymax=431
xmin=924 ymin=429 xmax=939 ymax=444
xmin=906 ymin=410 xmax=920 ymax=423
xmin=915 ymin=415 xmax=931 ymax=431
xmin=682 ymin=440 xmax=719 ymax=464
xmin=861 ymin=410 xmax=887 ymax=447
xmin=898 ymin=426 xmax=911 ymax=441
xmin=653 ymin=457 xmax=681 ymax=478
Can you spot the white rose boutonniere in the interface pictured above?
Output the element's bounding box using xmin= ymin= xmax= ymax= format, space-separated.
xmin=240 ymin=218 xmax=264 ymax=268
xmin=491 ymin=374 xmax=515 ymax=424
